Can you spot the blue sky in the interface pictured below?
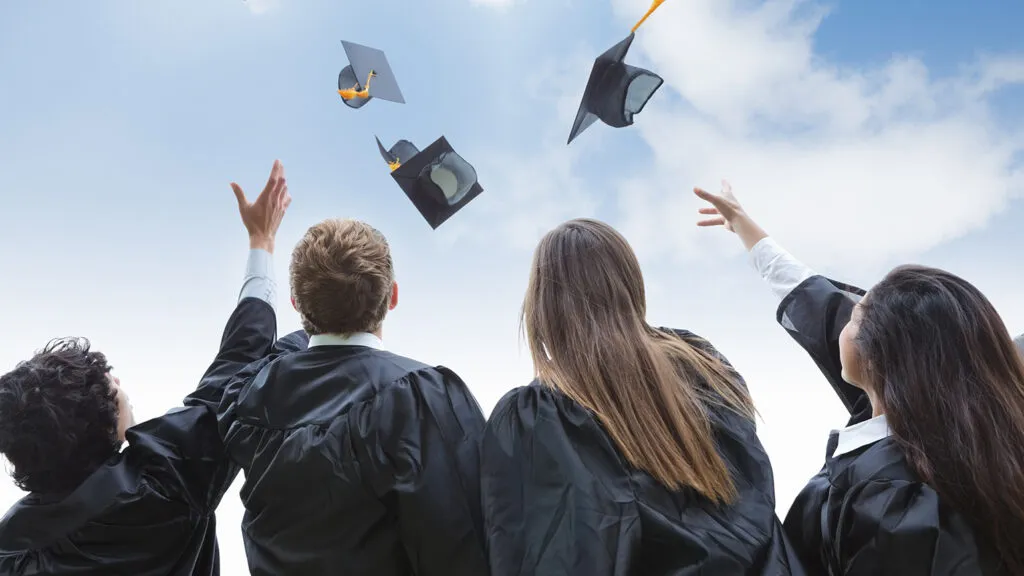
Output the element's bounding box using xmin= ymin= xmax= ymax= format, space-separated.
xmin=1 ymin=1 xmax=1022 ymax=573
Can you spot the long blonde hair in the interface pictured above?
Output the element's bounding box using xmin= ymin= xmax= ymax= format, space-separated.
xmin=521 ymin=218 xmax=755 ymax=503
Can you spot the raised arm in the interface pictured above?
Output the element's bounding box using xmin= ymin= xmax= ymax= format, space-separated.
xmin=128 ymin=160 xmax=293 ymax=512
xmin=694 ymin=182 xmax=868 ymax=417
xmin=184 ymin=159 xmax=291 ymax=408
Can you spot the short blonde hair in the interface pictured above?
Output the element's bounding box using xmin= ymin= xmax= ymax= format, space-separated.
xmin=289 ymin=218 xmax=394 ymax=335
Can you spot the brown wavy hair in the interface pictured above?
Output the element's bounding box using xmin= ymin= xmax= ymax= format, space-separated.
xmin=521 ymin=218 xmax=755 ymax=503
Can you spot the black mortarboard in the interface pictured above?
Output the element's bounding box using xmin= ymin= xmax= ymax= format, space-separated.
xmin=375 ymin=135 xmax=484 ymax=229
xmin=567 ymin=32 xmax=664 ymax=145
xmin=337 ymin=40 xmax=405 ymax=109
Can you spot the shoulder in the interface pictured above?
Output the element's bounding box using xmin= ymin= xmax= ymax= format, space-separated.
xmin=369 ymin=363 xmax=484 ymax=432
xmin=375 ymin=359 xmax=472 ymax=398
xmin=841 ymin=475 xmax=979 ymax=544
xmin=486 ymin=381 xmax=596 ymax=445
xmin=490 ymin=381 xmax=565 ymax=420
xmin=838 ymin=437 xmax=919 ymax=484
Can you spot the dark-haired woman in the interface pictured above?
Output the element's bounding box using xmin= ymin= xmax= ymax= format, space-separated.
xmin=696 ymin=182 xmax=1024 ymax=575
xmin=480 ymin=218 xmax=806 ymax=575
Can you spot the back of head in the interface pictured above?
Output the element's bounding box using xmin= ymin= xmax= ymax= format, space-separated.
xmin=856 ymin=265 xmax=1024 ymax=571
xmin=290 ymin=218 xmax=394 ymax=335
xmin=521 ymin=218 xmax=754 ymax=504
xmin=0 ymin=338 xmax=120 ymax=494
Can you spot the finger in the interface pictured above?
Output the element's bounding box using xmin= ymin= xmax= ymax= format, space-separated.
xmin=230 ymin=183 xmax=247 ymax=209
xmin=697 ymin=217 xmax=727 ymax=227
xmin=721 ymin=179 xmax=738 ymax=199
xmin=698 ymin=207 xmax=720 ymax=215
xmin=263 ymin=160 xmax=282 ymax=197
xmin=274 ymin=177 xmax=288 ymax=206
xmin=693 ymin=187 xmax=724 ymax=205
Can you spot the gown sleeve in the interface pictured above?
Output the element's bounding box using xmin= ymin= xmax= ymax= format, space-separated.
xmin=352 ymin=366 xmax=490 ymax=576
xmin=836 ymin=479 xmax=984 ymax=575
xmin=128 ymin=297 xmax=279 ymax=513
xmin=481 ymin=386 xmax=633 ymax=576
xmin=776 ymin=275 xmax=869 ymax=419
xmin=215 ymin=328 xmax=309 ymax=440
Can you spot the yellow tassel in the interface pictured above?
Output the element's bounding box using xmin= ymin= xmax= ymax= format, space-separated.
xmin=338 ymin=70 xmax=376 ymax=100
xmin=388 ymin=159 xmax=401 ymax=172
xmin=631 ymin=0 xmax=666 ymax=33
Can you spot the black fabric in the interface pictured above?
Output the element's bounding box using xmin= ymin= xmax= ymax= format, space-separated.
xmin=384 ymin=135 xmax=484 ymax=229
xmin=567 ymin=32 xmax=663 ymax=145
xmin=777 ymin=275 xmax=1003 ymax=575
xmin=0 ymin=297 xmax=278 ymax=575
xmin=217 ymin=342 xmax=489 ymax=576
xmin=480 ymin=329 xmax=806 ymax=576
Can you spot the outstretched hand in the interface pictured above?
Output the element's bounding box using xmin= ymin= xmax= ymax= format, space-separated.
xmin=694 ymin=180 xmax=744 ymax=232
xmin=693 ymin=180 xmax=768 ymax=251
xmin=232 ymin=160 xmax=292 ymax=253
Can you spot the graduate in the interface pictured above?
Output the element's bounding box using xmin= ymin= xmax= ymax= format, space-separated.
xmin=0 ymin=160 xmax=296 ymax=574
xmin=480 ymin=218 xmax=806 ymax=575
xmin=695 ymin=182 xmax=1024 ymax=575
xmin=216 ymin=218 xmax=489 ymax=576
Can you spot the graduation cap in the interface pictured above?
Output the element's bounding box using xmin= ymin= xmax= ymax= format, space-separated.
xmin=567 ymin=0 xmax=668 ymax=145
xmin=337 ymin=40 xmax=405 ymax=109
xmin=375 ymin=135 xmax=484 ymax=229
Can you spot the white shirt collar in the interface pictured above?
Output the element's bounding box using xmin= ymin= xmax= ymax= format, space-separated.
xmin=307 ymin=332 xmax=383 ymax=349
xmin=832 ymin=414 xmax=890 ymax=457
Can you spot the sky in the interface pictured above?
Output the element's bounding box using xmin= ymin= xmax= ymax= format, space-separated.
xmin=0 ymin=0 xmax=1022 ymax=572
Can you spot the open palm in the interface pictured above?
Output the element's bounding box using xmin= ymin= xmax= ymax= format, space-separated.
xmin=232 ymin=159 xmax=292 ymax=250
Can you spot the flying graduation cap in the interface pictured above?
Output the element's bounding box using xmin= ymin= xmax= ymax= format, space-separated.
xmin=337 ymin=40 xmax=406 ymax=109
xmin=567 ymin=0 xmax=668 ymax=145
xmin=375 ymin=135 xmax=484 ymax=229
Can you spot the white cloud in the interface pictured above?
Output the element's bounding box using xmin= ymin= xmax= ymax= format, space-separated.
xmin=598 ymin=0 xmax=1024 ymax=275
xmin=243 ymin=0 xmax=279 ymax=15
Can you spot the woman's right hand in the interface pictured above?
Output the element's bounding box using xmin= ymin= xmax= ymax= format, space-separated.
xmin=694 ymin=180 xmax=768 ymax=251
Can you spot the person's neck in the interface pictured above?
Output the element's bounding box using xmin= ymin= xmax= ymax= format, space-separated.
xmin=867 ymin=388 xmax=885 ymax=418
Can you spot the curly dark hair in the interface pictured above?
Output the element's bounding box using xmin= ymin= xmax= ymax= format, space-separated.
xmin=0 ymin=337 xmax=121 ymax=494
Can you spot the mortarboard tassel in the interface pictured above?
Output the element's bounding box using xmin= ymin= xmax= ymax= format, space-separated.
xmin=338 ymin=70 xmax=377 ymax=100
xmin=631 ymin=0 xmax=667 ymax=33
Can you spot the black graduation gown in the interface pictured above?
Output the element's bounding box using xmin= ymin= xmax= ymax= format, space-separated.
xmin=480 ymin=329 xmax=806 ymax=576
xmin=0 ymin=297 xmax=280 ymax=575
xmin=216 ymin=343 xmax=490 ymax=576
xmin=777 ymin=275 xmax=1003 ymax=575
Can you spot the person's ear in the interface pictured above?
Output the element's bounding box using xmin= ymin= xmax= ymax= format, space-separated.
xmin=389 ymin=281 xmax=399 ymax=310
xmin=291 ymin=296 xmax=297 ymax=311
